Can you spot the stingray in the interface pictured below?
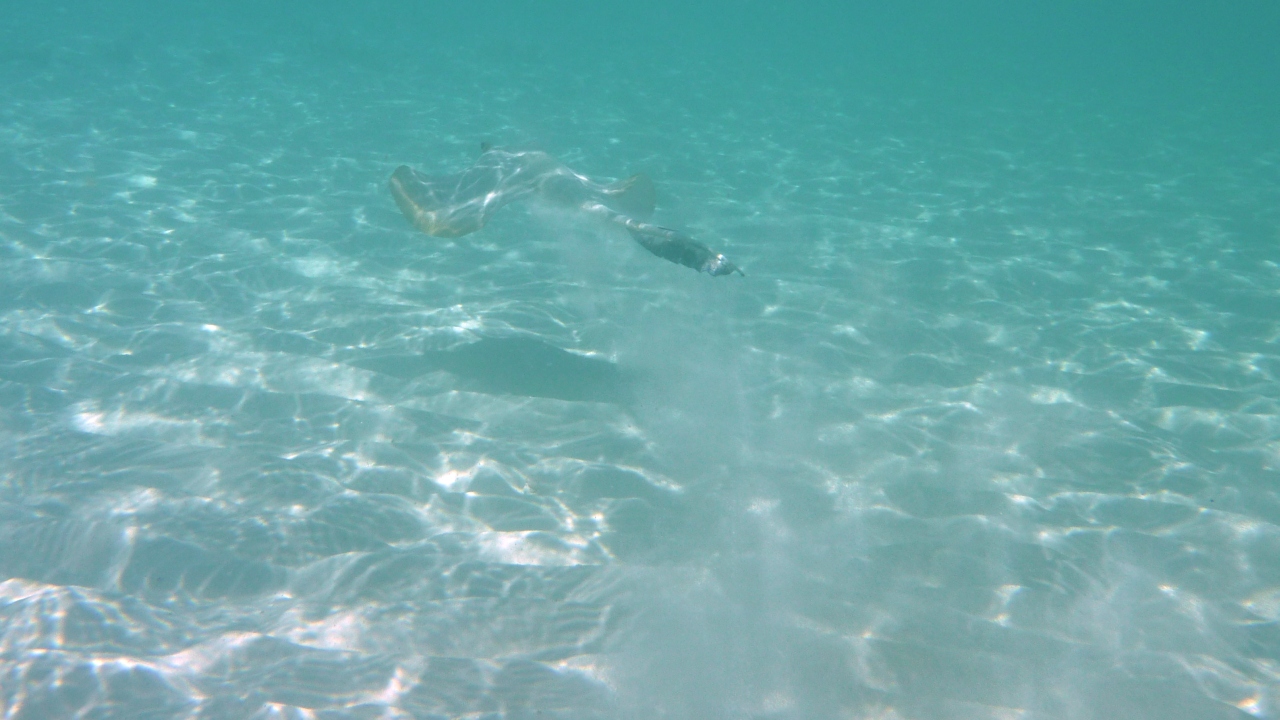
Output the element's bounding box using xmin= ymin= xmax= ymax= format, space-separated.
xmin=389 ymin=144 xmax=743 ymax=276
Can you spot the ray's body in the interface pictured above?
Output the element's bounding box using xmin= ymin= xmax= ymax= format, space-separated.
xmin=389 ymin=146 xmax=743 ymax=276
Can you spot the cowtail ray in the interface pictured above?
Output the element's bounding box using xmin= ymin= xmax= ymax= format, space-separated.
xmin=389 ymin=144 xmax=743 ymax=276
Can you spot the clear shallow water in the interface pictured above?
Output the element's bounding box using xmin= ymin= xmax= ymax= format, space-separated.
xmin=2 ymin=3 xmax=1279 ymax=719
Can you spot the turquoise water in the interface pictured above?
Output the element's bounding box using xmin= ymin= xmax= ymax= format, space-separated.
xmin=2 ymin=2 xmax=1279 ymax=718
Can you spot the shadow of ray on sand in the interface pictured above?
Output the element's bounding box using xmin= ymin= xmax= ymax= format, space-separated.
xmin=354 ymin=336 xmax=633 ymax=404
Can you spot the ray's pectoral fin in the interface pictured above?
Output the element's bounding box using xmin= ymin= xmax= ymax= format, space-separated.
xmin=601 ymin=173 xmax=656 ymax=220
xmin=389 ymin=165 xmax=486 ymax=238
xmin=626 ymin=225 xmax=744 ymax=277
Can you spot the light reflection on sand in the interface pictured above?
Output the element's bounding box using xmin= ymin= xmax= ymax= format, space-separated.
xmin=0 ymin=30 xmax=1278 ymax=720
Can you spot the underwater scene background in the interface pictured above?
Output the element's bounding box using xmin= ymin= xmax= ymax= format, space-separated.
xmin=1 ymin=1 xmax=1279 ymax=718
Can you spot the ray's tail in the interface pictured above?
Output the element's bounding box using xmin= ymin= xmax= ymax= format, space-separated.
xmin=583 ymin=202 xmax=744 ymax=277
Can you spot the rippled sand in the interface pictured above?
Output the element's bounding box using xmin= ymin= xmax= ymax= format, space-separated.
xmin=1 ymin=21 xmax=1278 ymax=720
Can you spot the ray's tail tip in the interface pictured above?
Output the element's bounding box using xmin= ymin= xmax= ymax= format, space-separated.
xmin=705 ymin=253 xmax=745 ymax=277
